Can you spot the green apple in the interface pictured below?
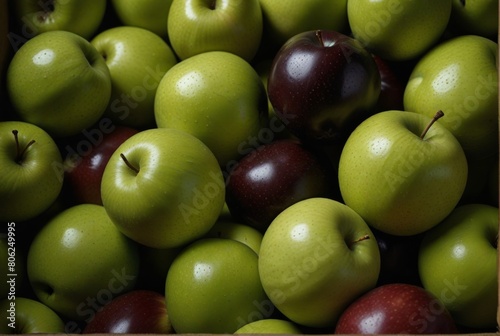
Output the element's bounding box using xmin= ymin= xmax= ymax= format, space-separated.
xmin=7 ymin=30 xmax=112 ymax=138
xmin=234 ymin=318 xmax=302 ymax=334
xmin=0 ymin=121 xmax=63 ymax=222
xmin=204 ymin=219 xmax=263 ymax=255
xmin=418 ymin=203 xmax=498 ymax=329
xmin=165 ymin=238 xmax=269 ymax=333
xmin=101 ymin=128 xmax=225 ymax=249
xmin=110 ymin=0 xmax=173 ymax=38
xmin=338 ymin=111 xmax=468 ymax=236
xmin=347 ymin=0 xmax=452 ymax=61
xmin=448 ymin=0 xmax=498 ymax=38
xmin=404 ymin=34 xmax=498 ymax=161
xmin=167 ymin=0 xmax=263 ymax=62
xmin=12 ymin=0 xmax=106 ymax=40
xmin=27 ymin=204 xmax=140 ymax=321
xmin=258 ymin=197 xmax=380 ymax=328
xmin=0 ymin=297 xmax=66 ymax=333
xmin=155 ymin=51 xmax=268 ymax=167
xmin=91 ymin=26 xmax=177 ymax=129
xmin=258 ymin=0 xmax=348 ymax=54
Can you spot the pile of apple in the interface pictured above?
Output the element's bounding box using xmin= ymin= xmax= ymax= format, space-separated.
xmin=0 ymin=0 xmax=498 ymax=334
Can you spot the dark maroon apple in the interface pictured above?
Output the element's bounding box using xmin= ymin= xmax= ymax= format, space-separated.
xmin=225 ymin=139 xmax=337 ymax=232
xmin=372 ymin=55 xmax=405 ymax=112
xmin=267 ymin=30 xmax=381 ymax=144
xmin=63 ymin=124 xmax=138 ymax=205
xmin=373 ymin=228 xmax=423 ymax=286
xmin=83 ymin=290 xmax=173 ymax=334
xmin=334 ymin=283 xmax=458 ymax=334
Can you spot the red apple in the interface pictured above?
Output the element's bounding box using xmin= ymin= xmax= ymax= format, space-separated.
xmin=83 ymin=290 xmax=172 ymax=334
xmin=225 ymin=138 xmax=337 ymax=232
xmin=63 ymin=123 xmax=138 ymax=205
xmin=267 ymin=30 xmax=381 ymax=144
xmin=334 ymin=283 xmax=458 ymax=334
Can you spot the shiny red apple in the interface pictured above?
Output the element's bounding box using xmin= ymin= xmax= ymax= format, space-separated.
xmin=225 ymin=138 xmax=337 ymax=232
xmin=83 ymin=290 xmax=172 ymax=334
xmin=63 ymin=124 xmax=138 ymax=205
xmin=334 ymin=283 xmax=458 ymax=334
xmin=267 ymin=29 xmax=381 ymax=144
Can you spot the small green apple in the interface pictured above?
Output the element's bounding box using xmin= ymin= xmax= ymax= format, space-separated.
xmin=259 ymin=0 xmax=348 ymax=54
xmin=448 ymin=0 xmax=498 ymax=38
xmin=12 ymin=0 xmax=106 ymax=40
xmin=0 ymin=121 xmax=63 ymax=222
xmin=154 ymin=51 xmax=268 ymax=166
xmin=404 ymin=34 xmax=498 ymax=161
xmin=419 ymin=203 xmax=498 ymax=329
xmin=101 ymin=128 xmax=225 ymax=249
xmin=91 ymin=26 xmax=177 ymax=129
xmin=347 ymin=0 xmax=452 ymax=61
xmin=7 ymin=30 xmax=112 ymax=138
xmin=338 ymin=110 xmax=468 ymax=236
xmin=167 ymin=0 xmax=263 ymax=62
xmin=258 ymin=197 xmax=380 ymax=328
xmin=0 ymin=297 xmax=66 ymax=334
xmin=110 ymin=0 xmax=173 ymax=38
xmin=27 ymin=204 xmax=140 ymax=321
xmin=165 ymin=238 xmax=269 ymax=333
xmin=234 ymin=318 xmax=302 ymax=334
xmin=204 ymin=219 xmax=263 ymax=255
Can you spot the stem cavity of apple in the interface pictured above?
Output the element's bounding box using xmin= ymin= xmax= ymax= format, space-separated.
xmin=209 ymin=0 xmax=217 ymax=10
xmin=420 ymin=110 xmax=444 ymax=140
xmin=12 ymin=130 xmax=36 ymax=165
xmin=348 ymin=234 xmax=370 ymax=250
xmin=120 ymin=153 xmax=140 ymax=174
xmin=37 ymin=0 xmax=55 ymax=22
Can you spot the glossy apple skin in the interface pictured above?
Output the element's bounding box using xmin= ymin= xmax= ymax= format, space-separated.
xmin=267 ymin=30 xmax=380 ymax=144
xmin=334 ymin=283 xmax=458 ymax=334
xmin=83 ymin=290 xmax=172 ymax=334
xmin=64 ymin=125 xmax=139 ymax=205
xmin=225 ymin=139 xmax=336 ymax=232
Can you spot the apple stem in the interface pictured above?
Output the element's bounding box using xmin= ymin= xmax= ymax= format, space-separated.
xmin=120 ymin=153 xmax=140 ymax=174
xmin=12 ymin=130 xmax=36 ymax=164
xmin=420 ymin=110 xmax=444 ymax=140
xmin=348 ymin=235 xmax=370 ymax=249
xmin=315 ymin=30 xmax=324 ymax=46
xmin=209 ymin=0 xmax=216 ymax=9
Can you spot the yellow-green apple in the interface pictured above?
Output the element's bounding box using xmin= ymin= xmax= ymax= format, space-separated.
xmin=258 ymin=0 xmax=348 ymax=55
xmin=334 ymin=283 xmax=458 ymax=334
xmin=225 ymin=139 xmax=336 ymax=232
xmin=101 ymin=128 xmax=225 ymax=249
xmin=235 ymin=319 xmax=302 ymax=334
xmin=0 ymin=121 xmax=63 ymax=222
xmin=7 ymin=30 xmax=112 ymax=138
xmin=418 ymin=203 xmax=498 ymax=329
xmin=110 ymin=0 xmax=173 ymax=38
xmin=11 ymin=0 xmax=106 ymax=40
xmin=267 ymin=30 xmax=381 ymax=145
xmin=448 ymin=0 xmax=498 ymax=38
xmin=258 ymin=197 xmax=380 ymax=328
xmin=203 ymin=219 xmax=264 ymax=255
xmin=83 ymin=290 xmax=172 ymax=334
xmin=347 ymin=0 xmax=452 ymax=61
xmin=63 ymin=125 xmax=139 ymax=205
xmin=91 ymin=26 xmax=178 ymax=129
xmin=154 ymin=51 xmax=268 ymax=167
xmin=167 ymin=0 xmax=263 ymax=62
xmin=338 ymin=111 xmax=468 ymax=236
xmin=165 ymin=238 xmax=270 ymax=333
xmin=0 ymin=297 xmax=66 ymax=333
xmin=404 ymin=35 xmax=498 ymax=162
xmin=27 ymin=204 xmax=140 ymax=321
